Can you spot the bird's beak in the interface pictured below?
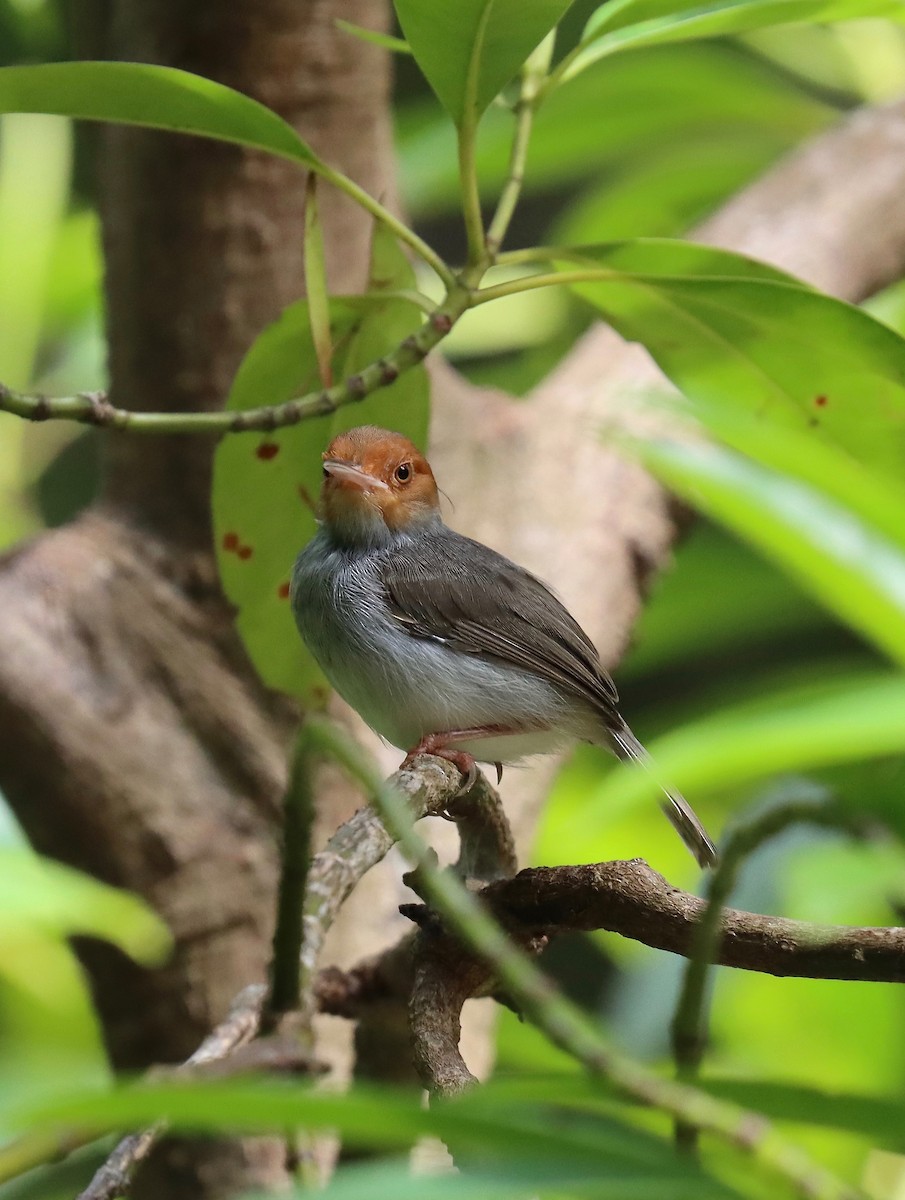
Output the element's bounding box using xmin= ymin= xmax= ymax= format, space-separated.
xmin=322 ymin=460 xmax=388 ymax=493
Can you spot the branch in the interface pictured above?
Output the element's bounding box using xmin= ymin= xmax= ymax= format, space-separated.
xmin=0 ymin=295 xmax=465 ymax=435
xmin=297 ymin=751 xmax=478 ymax=1015
xmin=481 ymin=859 xmax=905 ymax=984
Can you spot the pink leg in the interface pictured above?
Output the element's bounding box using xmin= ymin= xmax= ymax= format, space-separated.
xmin=400 ymin=724 xmax=524 ymax=792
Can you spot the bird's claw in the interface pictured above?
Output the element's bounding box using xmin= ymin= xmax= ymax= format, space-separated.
xmin=399 ymin=743 xmax=479 ymax=798
xmin=456 ymin=757 xmax=480 ymax=796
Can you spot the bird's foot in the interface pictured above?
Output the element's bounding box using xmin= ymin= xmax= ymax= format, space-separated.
xmin=400 ymin=736 xmax=479 ymax=796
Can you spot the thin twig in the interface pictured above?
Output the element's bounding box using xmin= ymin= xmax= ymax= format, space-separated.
xmin=484 ymin=34 xmax=553 ymax=258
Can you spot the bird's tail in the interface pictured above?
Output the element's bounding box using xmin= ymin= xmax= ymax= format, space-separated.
xmin=610 ymin=724 xmax=718 ymax=869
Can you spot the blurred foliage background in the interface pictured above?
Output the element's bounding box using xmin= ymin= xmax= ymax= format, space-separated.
xmin=3 ymin=1 xmax=905 ymax=1197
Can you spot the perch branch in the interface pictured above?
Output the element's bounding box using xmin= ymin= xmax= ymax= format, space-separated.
xmin=481 ymin=859 xmax=905 ymax=984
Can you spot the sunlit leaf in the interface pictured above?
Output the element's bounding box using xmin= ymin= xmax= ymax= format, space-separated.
xmin=638 ymin=437 xmax=905 ymax=664
xmin=212 ymin=228 xmax=429 ymax=700
xmin=682 ymin=400 xmax=905 ymax=552
xmin=335 ymin=20 xmax=412 ymax=54
xmin=582 ymin=669 xmax=905 ymax=822
xmin=0 ymin=850 xmax=170 ymax=966
xmin=394 ymin=0 xmax=573 ymax=126
xmin=566 ymin=239 xmax=905 ymax=477
xmin=0 ymin=62 xmax=317 ymax=163
xmin=566 ymin=0 xmax=905 ymax=79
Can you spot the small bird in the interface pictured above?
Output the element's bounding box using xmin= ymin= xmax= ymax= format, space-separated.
xmin=291 ymin=425 xmax=717 ymax=868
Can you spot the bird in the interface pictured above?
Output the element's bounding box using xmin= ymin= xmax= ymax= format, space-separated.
xmin=290 ymin=425 xmax=717 ymax=868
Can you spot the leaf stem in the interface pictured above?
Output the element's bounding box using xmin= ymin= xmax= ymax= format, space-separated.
xmin=457 ymin=118 xmax=486 ymax=269
xmin=472 ymin=268 xmax=615 ymax=305
xmin=309 ymin=718 xmax=862 ymax=1200
xmin=484 ymin=35 xmax=552 ymax=258
xmin=316 ymin=162 xmax=455 ymax=288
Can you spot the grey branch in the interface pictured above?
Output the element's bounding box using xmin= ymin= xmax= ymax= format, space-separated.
xmin=481 ymin=860 xmax=905 ymax=983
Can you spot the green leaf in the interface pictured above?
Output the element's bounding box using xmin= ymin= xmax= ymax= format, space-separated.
xmin=0 ymin=61 xmax=318 ymax=165
xmin=635 ymin=437 xmax=905 ymax=665
xmin=581 ymin=669 xmax=905 ymax=821
xmin=566 ymin=239 xmax=905 ymax=478
xmin=23 ymin=1079 xmax=737 ymax=1198
xmin=704 ymin=1080 xmax=905 ymax=1152
xmin=567 ymin=0 xmax=905 ymax=77
xmin=400 ymin=43 xmax=831 ymax=218
xmin=0 ymin=849 xmax=170 ymax=966
xmin=394 ymin=0 xmax=573 ymax=126
xmin=682 ymin=401 xmax=905 ymax=553
xmin=212 ymin=228 xmax=429 ymax=701
xmin=335 ymin=20 xmax=412 ymax=54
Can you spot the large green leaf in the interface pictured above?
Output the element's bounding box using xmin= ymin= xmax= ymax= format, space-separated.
xmin=566 ymin=240 xmax=905 ymax=477
xmin=580 ymin=669 xmax=905 ymax=826
xmin=635 ymin=437 xmax=905 ymax=665
xmin=566 ymin=0 xmax=905 ymax=77
xmin=682 ymin=401 xmax=905 ymax=553
xmin=0 ymin=61 xmax=317 ymax=164
xmin=22 ymin=1079 xmax=737 ymax=1198
xmin=0 ymin=850 xmax=170 ymax=966
xmin=212 ymin=229 xmax=429 ymax=701
xmin=394 ymin=0 xmax=573 ymax=126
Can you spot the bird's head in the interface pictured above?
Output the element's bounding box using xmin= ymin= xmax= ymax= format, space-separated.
xmin=319 ymin=425 xmax=441 ymax=546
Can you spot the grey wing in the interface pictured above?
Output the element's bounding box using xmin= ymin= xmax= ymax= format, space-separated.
xmin=379 ymin=532 xmax=619 ymax=721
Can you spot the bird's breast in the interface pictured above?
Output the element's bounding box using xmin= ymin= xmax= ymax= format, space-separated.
xmin=290 ymin=535 xmax=598 ymax=757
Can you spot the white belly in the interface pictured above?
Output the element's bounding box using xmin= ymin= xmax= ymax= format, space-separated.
xmin=291 ymin=536 xmax=600 ymax=762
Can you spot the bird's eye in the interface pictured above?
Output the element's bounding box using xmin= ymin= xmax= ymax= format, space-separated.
xmin=394 ymin=462 xmax=412 ymax=484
